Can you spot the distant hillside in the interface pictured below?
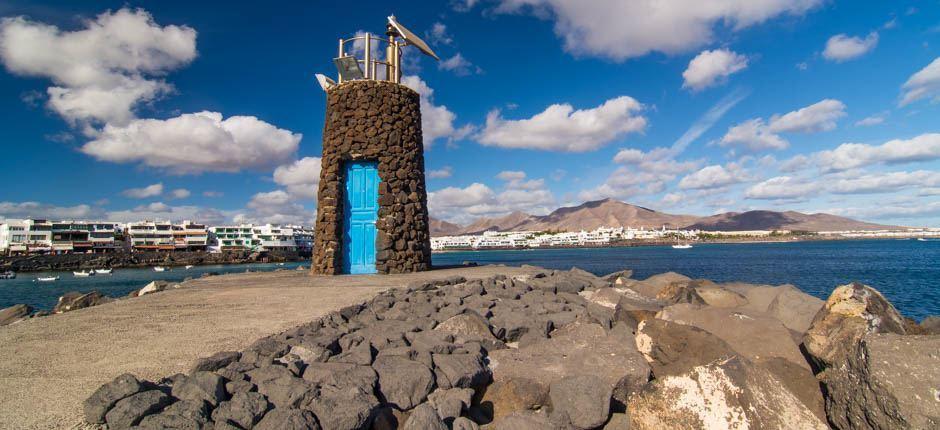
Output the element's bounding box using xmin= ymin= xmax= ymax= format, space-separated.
xmin=430 ymin=198 xmax=898 ymax=235
xmin=686 ymin=210 xmax=898 ymax=232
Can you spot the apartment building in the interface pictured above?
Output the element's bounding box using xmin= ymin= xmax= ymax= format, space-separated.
xmin=0 ymin=219 xmax=120 ymax=254
xmin=172 ymin=221 xmax=209 ymax=251
xmin=208 ymin=224 xmax=302 ymax=252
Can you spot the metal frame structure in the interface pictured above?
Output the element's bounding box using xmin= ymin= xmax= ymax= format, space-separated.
xmin=329 ymin=15 xmax=439 ymax=86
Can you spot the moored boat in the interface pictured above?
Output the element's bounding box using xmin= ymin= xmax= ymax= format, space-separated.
xmin=185 ymin=265 xmax=194 ymax=270
xmin=0 ymin=271 xmax=15 ymax=280
xmin=153 ymin=266 xmax=167 ymax=272
xmin=73 ymin=270 xmax=95 ymax=277
xmin=36 ymin=276 xmax=59 ymax=282
xmin=94 ymin=268 xmax=113 ymax=275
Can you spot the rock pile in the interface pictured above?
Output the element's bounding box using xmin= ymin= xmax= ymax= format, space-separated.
xmin=83 ymin=268 xmax=939 ymax=429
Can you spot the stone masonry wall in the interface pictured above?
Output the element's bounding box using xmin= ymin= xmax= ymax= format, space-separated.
xmin=312 ymin=80 xmax=432 ymax=275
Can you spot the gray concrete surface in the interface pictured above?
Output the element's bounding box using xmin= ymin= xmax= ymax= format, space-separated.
xmin=0 ymin=265 xmax=533 ymax=429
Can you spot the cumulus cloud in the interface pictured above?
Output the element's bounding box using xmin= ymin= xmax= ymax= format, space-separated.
xmin=899 ymin=57 xmax=940 ymax=106
xmin=81 ymin=111 xmax=301 ymax=174
xmin=0 ymin=8 xmax=197 ymax=130
xmin=439 ymin=53 xmax=480 ymax=76
xmin=427 ymin=166 xmax=454 ymax=179
xmin=401 ymin=75 xmax=473 ymax=147
xmin=427 ymin=22 xmax=453 ymax=45
xmin=815 ymin=133 xmax=940 ymax=171
xmin=678 ymin=164 xmax=748 ymax=190
xmin=492 ymin=0 xmax=821 ymax=60
xmin=582 ymin=147 xmax=701 ymax=201
xmin=233 ymin=190 xmax=311 ymax=225
xmin=428 ymin=174 xmax=556 ymax=223
xmin=719 ymin=99 xmax=846 ymax=151
xmin=829 ymin=170 xmax=940 ymax=194
xmin=121 ymin=183 xmax=164 ymax=199
xmin=107 ymin=203 xmax=226 ymax=224
xmin=745 ymin=176 xmax=817 ymax=199
xmin=855 ymin=112 xmax=887 ymax=127
xmin=779 ymin=154 xmax=812 ymax=172
xmin=477 ymin=96 xmax=646 ymax=152
xmin=0 ymin=201 xmax=102 ymax=221
xmin=169 ymin=188 xmax=191 ymax=199
xmin=682 ymin=49 xmax=748 ymax=91
xmin=823 ymin=32 xmax=878 ymax=62
xmin=272 ymin=157 xmax=321 ymax=200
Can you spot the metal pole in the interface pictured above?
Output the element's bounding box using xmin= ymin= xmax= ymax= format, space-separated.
xmin=363 ymin=33 xmax=371 ymax=80
xmin=386 ymin=34 xmax=394 ymax=82
xmin=337 ymin=38 xmax=344 ymax=83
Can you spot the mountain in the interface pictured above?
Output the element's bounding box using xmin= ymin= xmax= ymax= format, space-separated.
xmin=429 ymin=198 xmax=898 ymax=235
xmin=685 ymin=210 xmax=898 ymax=232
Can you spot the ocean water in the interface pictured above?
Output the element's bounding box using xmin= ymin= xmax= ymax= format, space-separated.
xmin=2 ymin=239 xmax=937 ymax=320
xmin=0 ymin=262 xmax=308 ymax=312
xmin=433 ymin=239 xmax=940 ymax=321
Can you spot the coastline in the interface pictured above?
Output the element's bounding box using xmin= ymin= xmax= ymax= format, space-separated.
xmin=0 ymin=249 xmax=308 ymax=273
xmin=430 ymin=235 xmax=878 ymax=253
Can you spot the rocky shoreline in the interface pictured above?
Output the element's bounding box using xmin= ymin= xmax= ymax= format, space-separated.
xmin=0 ymin=249 xmax=306 ymax=273
xmin=76 ymin=267 xmax=938 ymax=429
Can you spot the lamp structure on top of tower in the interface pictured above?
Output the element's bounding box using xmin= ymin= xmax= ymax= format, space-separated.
xmin=316 ymin=15 xmax=439 ymax=91
xmin=312 ymin=16 xmax=438 ymax=276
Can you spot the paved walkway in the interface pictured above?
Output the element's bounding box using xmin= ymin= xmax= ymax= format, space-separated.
xmin=0 ymin=265 xmax=533 ymax=429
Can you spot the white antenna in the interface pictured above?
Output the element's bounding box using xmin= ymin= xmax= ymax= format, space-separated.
xmin=387 ymin=15 xmax=440 ymax=61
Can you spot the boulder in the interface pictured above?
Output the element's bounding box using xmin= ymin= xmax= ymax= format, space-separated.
xmin=138 ymin=400 xmax=210 ymax=430
xmin=659 ymin=303 xmax=810 ymax=369
xmin=820 ymin=333 xmax=940 ymax=430
xmin=0 ymin=303 xmax=32 ymax=326
xmin=171 ymin=371 xmax=227 ymax=406
xmin=487 ymin=410 xmax=556 ymax=430
xmin=302 ymin=384 xmax=378 ymax=430
xmin=628 ymin=356 xmax=828 ymax=430
xmin=432 ymin=353 xmax=489 ymax=390
xmin=256 ymin=375 xmax=316 ymax=409
xmin=755 ymin=357 xmax=827 ymax=422
xmin=655 ymin=281 xmax=705 ymax=305
xmin=254 ymin=408 xmax=320 ymax=430
xmin=428 ymin=388 xmax=473 ymax=421
xmin=372 ymin=355 xmax=435 ymax=410
xmin=105 ymin=390 xmax=172 ymax=429
xmin=803 ymin=282 xmax=906 ymax=369
xmin=190 ymin=351 xmax=241 ymax=373
xmin=630 ymin=272 xmax=691 ymax=299
xmin=329 ymin=341 xmax=375 ymax=365
xmin=211 ymin=392 xmax=270 ymax=429
xmin=477 ymin=378 xmax=548 ymax=422
xmin=693 ymin=282 xmax=748 ymax=308
xmin=402 ymin=403 xmax=448 ymax=430
xmin=603 ymin=413 xmax=631 ymax=429
xmin=84 ymin=373 xmax=143 ymax=424
xmin=138 ymin=280 xmax=169 ymax=296
xmin=548 ymin=375 xmax=612 ymax=430
xmin=487 ymin=322 xmax=650 ymax=415
xmin=765 ymin=285 xmax=824 ymax=333
xmin=921 ymin=316 xmax=940 ymax=334
xmin=634 ymin=319 xmax=737 ymax=378
xmin=434 ymin=312 xmax=497 ymax=342
xmin=602 ymin=269 xmax=633 ymax=283
xmin=451 ymin=416 xmax=480 ymax=430
xmin=53 ymin=290 xmax=111 ymax=313
xmin=302 ymin=362 xmax=377 ymax=391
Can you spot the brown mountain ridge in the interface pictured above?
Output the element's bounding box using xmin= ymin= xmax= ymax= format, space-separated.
xmin=431 ymin=198 xmax=897 ymax=235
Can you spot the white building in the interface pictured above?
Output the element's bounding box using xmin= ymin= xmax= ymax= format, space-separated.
xmin=1 ymin=219 xmax=123 ymax=254
xmin=125 ymin=221 xmax=175 ymax=251
xmin=172 ymin=221 xmax=209 ymax=251
xmin=208 ymin=224 xmax=303 ymax=252
xmin=251 ymin=224 xmax=298 ymax=251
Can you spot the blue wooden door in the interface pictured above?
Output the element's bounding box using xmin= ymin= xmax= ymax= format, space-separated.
xmin=342 ymin=161 xmax=379 ymax=274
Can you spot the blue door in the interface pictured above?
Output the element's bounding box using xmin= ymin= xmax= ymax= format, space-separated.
xmin=342 ymin=161 xmax=379 ymax=274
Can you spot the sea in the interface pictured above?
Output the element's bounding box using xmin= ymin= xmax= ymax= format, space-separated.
xmin=1 ymin=239 xmax=937 ymax=320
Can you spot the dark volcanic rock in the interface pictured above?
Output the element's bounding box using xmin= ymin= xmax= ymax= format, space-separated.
xmin=211 ymin=392 xmax=269 ymax=429
xmin=190 ymin=351 xmax=241 ymax=373
xmin=549 ymin=375 xmax=612 ymax=430
xmin=431 ymin=352 xmax=489 ymax=390
xmin=401 ymin=403 xmax=447 ymax=430
xmin=138 ymin=400 xmax=210 ymax=430
xmin=254 ymin=408 xmax=320 ymax=430
xmin=634 ymin=319 xmax=737 ymax=378
xmin=302 ymin=384 xmax=378 ymax=430
xmin=0 ymin=303 xmax=32 ymax=326
xmin=105 ymin=390 xmax=171 ymax=429
xmin=372 ymin=355 xmax=435 ymax=410
xmin=53 ymin=290 xmax=112 ymax=313
xmin=84 ymin=373 xmax=143 ymax=424
xmin=171 ymin=371 xmax=227 ymax=406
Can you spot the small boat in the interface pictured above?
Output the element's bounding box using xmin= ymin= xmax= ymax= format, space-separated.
xmin=36 ymin=276 xmax=59 ymax=282
xmin=73 ymin=270 xmax=95 ymax=277
xmin=185 ymin=265 xmax=194 ymax=270
xmin=153 ymin=266 xmax=167 ymax=272
xmin=0 ymin=271 xmax=15 ymax=280
xmin=95 ymin=268 xmax=113 ymax=275
xmin=672 ymin=236 xmax=693 ymax=249
xmin=917 ymin=237 xmax=928 ymax=242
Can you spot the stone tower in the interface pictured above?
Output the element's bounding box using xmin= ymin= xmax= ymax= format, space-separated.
xmin=311 ymin=79 xmax=432 ymax=275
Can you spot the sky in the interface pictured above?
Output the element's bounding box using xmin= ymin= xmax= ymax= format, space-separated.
xmin=1 ymin=0 xmax=940 ymax=227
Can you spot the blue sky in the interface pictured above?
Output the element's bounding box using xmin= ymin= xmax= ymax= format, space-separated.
xmin=1 ymin=0 xmax=939 ymax=227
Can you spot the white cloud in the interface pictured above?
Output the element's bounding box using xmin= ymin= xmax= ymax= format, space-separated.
xmin=0 ymin=201 xmax=102 ymax=221
xmin=122 ymin=183 xmax=163 ymax=199
xmin=745 ymin=176 xmax=817 ymax=199
xmin=477 ymin=96 xmax=646 ymax=152
xmin=767 ymin=99 xmax=846 ymax=133
xmin=439 ymin=53 xmax=479 ymax=76
xmin=427 ymin=166 xmax=453 ymax=179
xmin=829 ymin=170 xmax=940 ymax=194
xmin=661 ymin=192 xmax=684 ymax=206
xmin=719 ymin=99 xmax=846 ymax=151
xmin=203 ymin=191 xmax=223 ymax=198
xmin=427 ymin=22 xmax=452 ymax=45
xmin=899 ymin=57 xmax=940 ymax=106
xmin=828 ymin=201 xmax=940 ymax=221
xmin=233 ymin=190 xmax=311 ymax=225
xmin=272 ymin=157 xmax=321 ymax=200
xmin=0 ymin=8 xmax=197 ymax=129
xmin=582 ymin=147 xmax=701 ymax=201
xmin=169 ymin=188 xmax=191 ymax=199
xmin=823 ymin=32 xmax=878 ymax=62
xmin=779 ymin=154 xmax=811 ymax=172
xmin=428 ymin=178 xmax=556 ymax=223
xmin=81 ymin=111 xmax=301 ymax=174
xmin=496 ymin=170 xmax=527 ymax=182
xmin=719 ymin=118 xmax=789 ymax=151
xmin=682 ymin=49 xmax=748 ymax=91
xmin=678 ymin=164 xmax=748 ymax=190
xmin=492 ymin=0 xmax=821 ymax=60
xmin=855 ymin=112 xmax=887 ymax=127
xmin=401 ymin=75 xmax=472 ymax=147
xmin=816 ymin=133 xmax=940 ymax=171
xmin=107 ymin=203 xmax=226 ymax=225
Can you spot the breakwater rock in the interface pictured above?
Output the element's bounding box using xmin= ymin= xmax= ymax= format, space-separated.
xmin=0 ymin=250 xmax=304 ymax=273
xmin=83 ymin=268 xmax=939 ymax=429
